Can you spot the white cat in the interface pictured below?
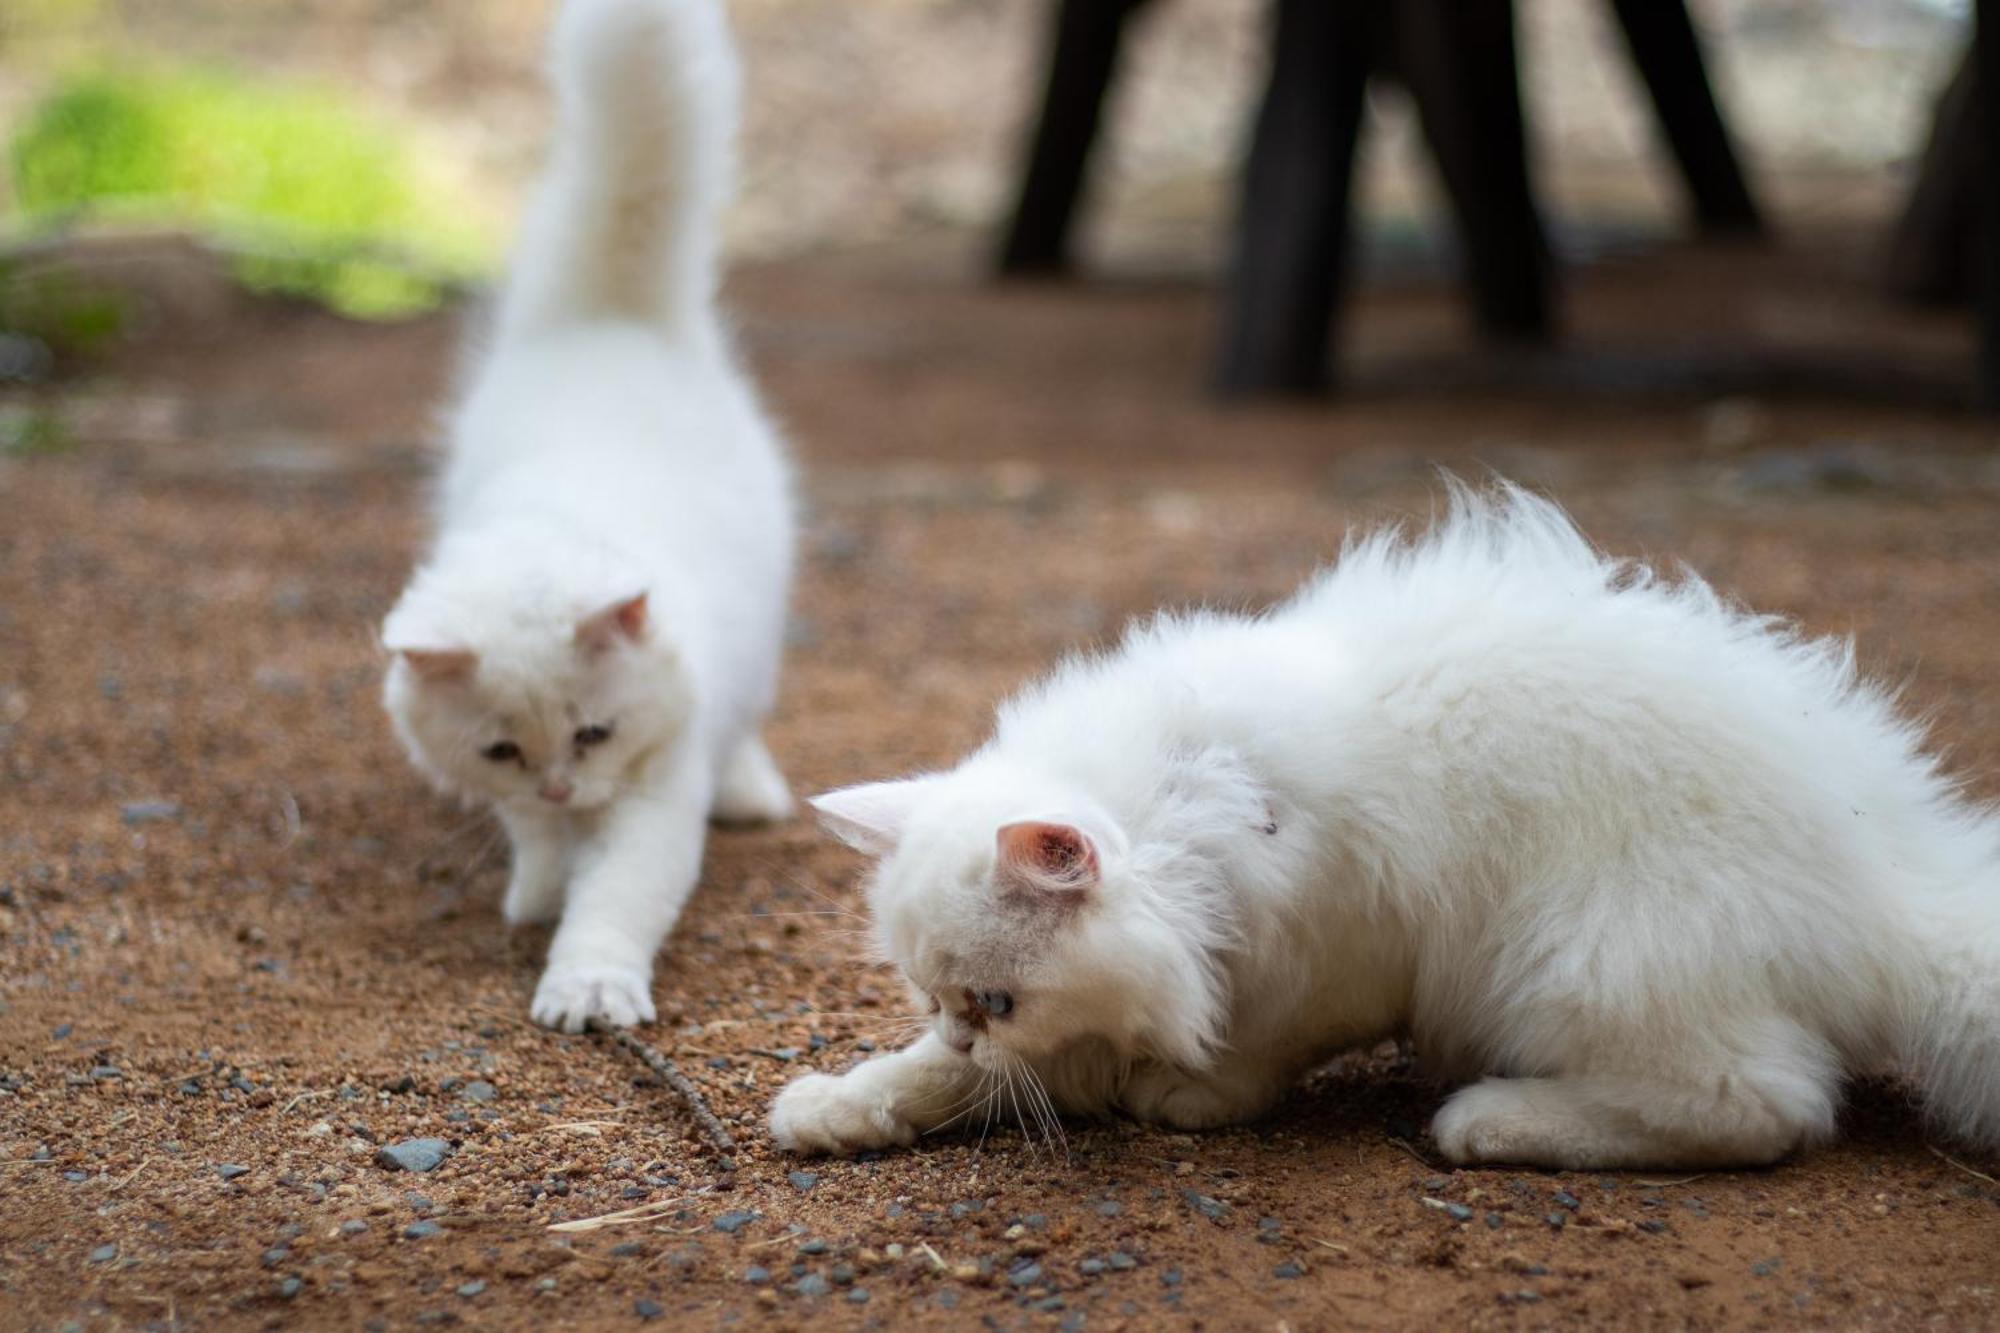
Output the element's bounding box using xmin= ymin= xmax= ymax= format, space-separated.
xmin=382 ymin=0 xmax=794 ymax=1033
xmin=770 ymin=485 xmax=2000 ymax=1168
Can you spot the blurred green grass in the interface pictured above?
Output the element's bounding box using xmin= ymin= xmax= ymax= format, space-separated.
xmin=6 ymin=65 xmax=492 ymax=320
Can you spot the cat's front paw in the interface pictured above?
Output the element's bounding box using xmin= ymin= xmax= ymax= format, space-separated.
xmin=768 ymin=1073 xmax=915 ymax=1156
xmin=531 ymin=961 xmax=655 ymax=1033
xmin=1119 ymin=1063 xmax=1263 ymax=1130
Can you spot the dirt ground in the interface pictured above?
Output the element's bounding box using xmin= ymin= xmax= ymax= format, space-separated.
xmin=4 ymin=235 xmax=2000 ymax=1331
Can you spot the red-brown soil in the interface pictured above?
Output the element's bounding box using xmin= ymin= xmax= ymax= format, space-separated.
xmin=3 ymin=237 xmax=1999 ymax=1329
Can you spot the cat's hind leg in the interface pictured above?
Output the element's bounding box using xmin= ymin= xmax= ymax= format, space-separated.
xmin=498 ymin=805 xmax=572 ymax=926
xmin=1431 ymin=1020 xmax=1840 ymax=1170
xmin=710 ymin=733 xmax=793 ymax=824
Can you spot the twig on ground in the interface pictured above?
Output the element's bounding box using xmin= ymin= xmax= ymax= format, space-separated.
xmin=545 ymin=1194 xmax=699 ymax=1234
xmin=1632 ymin=1173 xmax=1709 ymax=1188
xmin=115 ymin=1157 xmax=151 ymax=1190
xmin=586 ymin=1021 xmax=737 ymax=1161
xmin=280 ymin=1089 xmax=332 ymax=1115
xmin=1926 ymin=1143 xmax=1997 ymax=1185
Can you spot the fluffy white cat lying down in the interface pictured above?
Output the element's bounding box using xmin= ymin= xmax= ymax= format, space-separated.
xmin=772 ymin=485 xmax=1999 ymax=1169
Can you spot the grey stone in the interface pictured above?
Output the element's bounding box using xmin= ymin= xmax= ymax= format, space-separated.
xmin=88 ymin=1244 xmax=117 ymax=1263
xmin=457 ymin=1281 xmax=485 ymax=1298
xmin=1273 ymin=1262 xmax=1305 ymax=1280
xmin=376 ymin=1139 xmax=452 ymax=1173
xmin=120 ymin=801 xmax=181 ymax=825
xmin=788 ymin=1171 xmax=818 ymax=1193
xmin=216 ymin=1164 xmax=250 ymax=1181
xmin=712 ymin=1210 xmax=757 ymax=1233
xmin=403 ymin=1220 xmax=441 ymax=1240
xmin=460 ymin=1081 xmax=497 ymax=1104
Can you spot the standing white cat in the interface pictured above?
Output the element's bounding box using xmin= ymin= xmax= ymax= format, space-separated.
xmin=382 ymin=0 xmax=794 ymax=1033
xmin=771 ymin=485 xmax=2000 ymax=1169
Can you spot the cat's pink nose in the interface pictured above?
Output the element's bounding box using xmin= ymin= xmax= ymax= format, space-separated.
xmin=538 ymin=780 xmax=573 ymax=805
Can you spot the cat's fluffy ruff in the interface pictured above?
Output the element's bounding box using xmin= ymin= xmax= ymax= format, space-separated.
xmin=382 ymin=0 xmax=794 ymax=1033
xmin=772 ymin=485 xmax=2000 ymax=1168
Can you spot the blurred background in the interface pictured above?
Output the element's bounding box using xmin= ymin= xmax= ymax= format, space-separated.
xmin=0 ymin=1 xmax=1973 ymax=319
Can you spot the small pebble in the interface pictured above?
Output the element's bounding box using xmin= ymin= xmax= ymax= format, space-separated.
xmin=610 ymin=1242 xmax=646 ymax=1258
xmin=90 ymin=1066 xmax=122 ymax=1081
xmin=1552 ymin=1190 xmax=1581 ymax=1212
xmin=63 ymin=1170 xmax=88 ymax=1183
xmin=712 ymin=1210 xmax=757 ymax=1234
xmin=788 ymin=1171 xmax=818 ymax=1193
xmin=846 ymin=1289 xmax=869 ymax=1305
xmin=340 ymin=1221 xmax=369 ymax=1236
xmin=1007 ymin=1261 xmax=1042 ymax=1288
xmin=1546 ymin=1212 xmax=1567 ymax=1229
xmin=460 ymin=1081 xmax=497 ymax=1104
xmin=1273 ymin=1262 xmax=1305 ymax=1280
xmin=797 ymin=1239 xmax=828 ymax=1256
xmin=375 ymin=1139 xmax=452 ymax=1173
xmin=216 ymin=1164 xmax=250 ymax=1181
xmin=854 ymin=1039 xmax=876 ymax=1053
xmin=1096 ymin=1200 xmax=1122 ymax=1217
xmin=88 ymin=1245 xmax=117 ymax=1264
xmin=278 ymin=1277 xmax=302 ymax=1299
xmin=1161 ymin=1269 xmax=1182 ymax=1287
xmin=744 ymin=1266 xmax=770 ymax=1285
xmin=830 ymin=1262 xmax=857 ymax=1286
xmin=634 ymin=1299 xmax=663 ymax=1320
xmin=262 ymin=1248 xmax=289 ymax=1267
xmin=706 ymin=1057 xmax=731 ymax=1070
xmin=457 ymin=1281 xmax=485 ymax=1298
xmin=1485 ymin=1212 xmax=1505 ymax=1230
xmin=1108 ymin=1252 xmax=1137 ymax=1271
xmin=403 ymin=1221 xmax=441 ymax=1240
xmin=1445 ymin=1203 xmax=1474 ymax=1223
xmin=795 ymin=1274 xmax=831 ymax=1298
xmin=120 ymin=800 xmax=181 ymax=825
xmin=1079 ymin=1258 xmax=1107 ymax=1276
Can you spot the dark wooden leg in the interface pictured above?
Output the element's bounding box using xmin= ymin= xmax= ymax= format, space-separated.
xmin=1886 ymin=53 xmax=1976 ymax=306
xmin=1398 ymin=0 xmax=1553 ymax=341
xmin=1978 ymin=0 xmax=2000 ymax=407
xmin=996 ymin=0 xmax=1155 ymax=277
xmin=1213 ymin=0 xmax=1378 ymax=398
xmin=1606 ymin=0 xmax=1765 ymax=237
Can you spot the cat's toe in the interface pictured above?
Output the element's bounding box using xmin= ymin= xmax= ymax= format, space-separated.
xmin=768 ymin=1074 xmax=912 ymax=1155
xmin=530 ymin=963 xmax=656 ymax=1033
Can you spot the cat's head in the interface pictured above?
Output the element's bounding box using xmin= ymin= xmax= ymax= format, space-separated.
xmin=382 ymin=588 xmax=686 ymax=812
xmin=812 ymin=764 xmax=1226 ymax=1073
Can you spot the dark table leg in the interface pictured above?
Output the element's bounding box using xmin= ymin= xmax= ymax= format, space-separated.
xmin=1399 ymin=0 xmax=1553 ymax=340
xmin=1213 ymin=0 xmax=1378 ymax=397
xmin=1977 ymin=0 xmax=2000 ymax=407
xmin=997 ymin=0 xmax=1155 ymax=277
xmin=1886 ymin=53 xmax=1975 ymax=306
xmin=1606 ymin=0 xmax=1765 ymax=237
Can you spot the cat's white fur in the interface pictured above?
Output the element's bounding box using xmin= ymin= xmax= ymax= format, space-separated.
xmin=771 ymin=485 xmax=2000 ymax=1168
xmin=382 ymin=0 xmax=793 ymax=1032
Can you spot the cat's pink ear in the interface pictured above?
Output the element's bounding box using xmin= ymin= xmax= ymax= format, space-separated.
xmin=810 ymin=779 xmax=932 ymax=855
xmin=576 ymin=591 xmax=649 ymax=653
xmin=995 ymin=821 xmax=1098 ymax=892
xmin=398 ymin=648 xmax=476 ymax=682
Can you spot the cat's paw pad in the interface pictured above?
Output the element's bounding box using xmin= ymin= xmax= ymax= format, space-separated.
xmin=768 ymin=1073 xmax=914 ymax=1156
xmin=530 ymin=962 xmax=655 ymax=1034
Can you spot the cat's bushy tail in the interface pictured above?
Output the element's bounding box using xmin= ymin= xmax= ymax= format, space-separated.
xmin=496 ymin=0 xmax=739 ymax=343
xmin=1902 ymin=840 xmax=2000 ymax=1152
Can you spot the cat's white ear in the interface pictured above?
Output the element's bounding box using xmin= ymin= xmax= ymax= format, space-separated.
xmin=576 ymin=591 xmax=649 ymax=653
xmin=809 ymin=779 xmax=932 ymax=855
xmin=996 ymin=820 xmax=1099 ymax=894
xmin=397 ymin=648 xmax=477 ymax=682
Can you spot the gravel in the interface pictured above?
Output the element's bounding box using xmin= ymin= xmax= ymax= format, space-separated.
xmin=712 ymin=1210 xmax=758 ymax=1234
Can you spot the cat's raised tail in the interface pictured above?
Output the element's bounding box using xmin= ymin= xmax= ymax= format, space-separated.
xmin=496 ymin=0 xmax=740 ymax=343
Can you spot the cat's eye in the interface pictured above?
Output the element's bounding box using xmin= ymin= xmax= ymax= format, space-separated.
xmin=481 ymin=740 xmax=521 ymax=763
xmin=974 ymin=990 xmax=1014 ymax=1019
xmin=573 ymin=723 xmax=613 ymax=747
